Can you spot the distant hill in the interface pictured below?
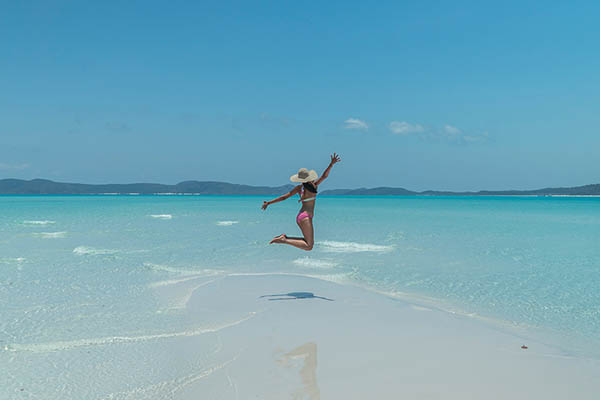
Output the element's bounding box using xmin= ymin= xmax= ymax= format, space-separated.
xmin=1 ymin=178 xmax=599 ymax=196
xmin=320 ymin=187 xmax=418 ymax=195
xmin=324 ymin=184 xmax=600 ymax=196
xmin=0 ymin=179 xmax=294 ymax=195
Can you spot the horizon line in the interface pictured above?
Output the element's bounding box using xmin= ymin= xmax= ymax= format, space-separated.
xmin=1 ymin=177 xmax=599 ymax=195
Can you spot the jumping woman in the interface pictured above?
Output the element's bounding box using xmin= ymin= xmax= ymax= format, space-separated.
xmin=262 ymin=153 xmax=341 ymax=251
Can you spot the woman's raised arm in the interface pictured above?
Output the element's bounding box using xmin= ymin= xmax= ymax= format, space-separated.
xmin=314 ymin=153 xmax=341 ymax=187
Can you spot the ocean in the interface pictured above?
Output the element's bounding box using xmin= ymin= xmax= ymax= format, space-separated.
xmin=2 ymin=195 xmax=599 ymax=398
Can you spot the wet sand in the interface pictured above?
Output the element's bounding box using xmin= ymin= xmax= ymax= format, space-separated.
xmin=148 ymin=273 xmax=600 ymax=399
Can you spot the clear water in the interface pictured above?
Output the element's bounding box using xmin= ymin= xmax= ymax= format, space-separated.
xmin=2 ymin=195 xmax=600 ymax=397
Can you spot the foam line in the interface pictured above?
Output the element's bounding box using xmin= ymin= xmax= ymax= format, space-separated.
xmin=171 ymin=278 xmax=223 ymax=310
xmin=217 ymin=220 xmax=238 ymax=226
xmin=101 ymin=355 xmax=239 ymax=400
xmin=0 ymin=257 xmax=26 ymax=264
xmin=33 ymin=231 xmax=67 ymax=238
xmin=150 ymin=214 xmax=172 ymax=219
xmin=153 ymin=277 xmax=223 ymax=311
xmin=8 ymin=313 xmax=257 ymax=353
xmin=148 ymin=275 xmax=220 ymax=288
xmin=293 ymin=257 xmax=337 ymax=268
xmin=317 ymin=240 xmax=394 ymax=253
xmin=143 ymin=262 xmax=224 ymax=277
xmin=23 ymin=220 xmax=55 ymax=225
xmin=73 ymin=246 xmax=117 ymax=255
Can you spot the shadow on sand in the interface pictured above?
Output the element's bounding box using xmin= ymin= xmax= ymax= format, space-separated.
xmin=260 ymin=292 xmax=334 ymax=301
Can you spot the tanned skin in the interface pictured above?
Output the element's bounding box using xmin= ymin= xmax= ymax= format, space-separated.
xmin=262 ymin=153 xmax=341 ymax=251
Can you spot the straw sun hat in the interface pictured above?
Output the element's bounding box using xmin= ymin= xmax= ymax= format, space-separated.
xmin=290 ymin=167 xmax=318 ymax=183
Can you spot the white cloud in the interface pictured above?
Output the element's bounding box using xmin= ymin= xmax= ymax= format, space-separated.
xmin=443 ymin=125 xmax=461 ymax=135
xmin=442 ymin=125 xmax=489 ymax=144
xmin=0 ymin=162 xmax=30 ymax=170
xmin=389 ymin=121 xmax=425 ymax=135
xmin=388 ymin=121 xmax=489 ymax=144
xmin=344 ymin=118 xmax=368 ymax=131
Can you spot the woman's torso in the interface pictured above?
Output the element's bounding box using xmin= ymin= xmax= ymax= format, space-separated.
xmin=298 ymin=184 xmax=317 ymax=215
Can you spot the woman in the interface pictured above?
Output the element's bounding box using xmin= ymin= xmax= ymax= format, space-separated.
xmin=262 ymin=153 xmax=341 ymax=251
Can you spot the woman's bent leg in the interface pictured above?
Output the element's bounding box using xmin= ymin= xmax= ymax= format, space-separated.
xmin=282 ymin=236 xmax=310 ymax=250
xmin=268 ymin=217 xmax=314 ymax=251
xmin=283 ymin=217 xmax=313 ymax=251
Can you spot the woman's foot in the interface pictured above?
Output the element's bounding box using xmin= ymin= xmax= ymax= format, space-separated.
xmin=269 ymin=234 xmax=287 ymax=244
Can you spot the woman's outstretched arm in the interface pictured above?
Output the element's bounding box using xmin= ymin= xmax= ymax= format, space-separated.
xmin=314 ymin=153 xmax=341 ymax=187
xmin=262 ymin=185 xmax=301 ymax=210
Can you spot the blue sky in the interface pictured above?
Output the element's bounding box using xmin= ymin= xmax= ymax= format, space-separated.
xmin=1 ymin=1 xmax=599 ymax=190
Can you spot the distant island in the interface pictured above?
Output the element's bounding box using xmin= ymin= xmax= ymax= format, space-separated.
xmin=1 ymin=178 xmax=600 ymax=196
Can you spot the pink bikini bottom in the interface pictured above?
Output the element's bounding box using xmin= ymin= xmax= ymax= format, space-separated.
xmin=296 ymin=211 xmax=313 ymax=224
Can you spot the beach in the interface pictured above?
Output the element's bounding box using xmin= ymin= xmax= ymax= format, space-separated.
xmin=2 ymin=195 xmax=600 ymax=398
xmin=117 ymin=272 xmax=600 ymax=399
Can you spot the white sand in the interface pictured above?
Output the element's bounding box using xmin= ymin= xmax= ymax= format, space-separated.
xmin=156 ymin=273 xmax=600 ymax=399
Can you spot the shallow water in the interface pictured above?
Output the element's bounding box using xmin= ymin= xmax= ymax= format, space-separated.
xmin=2 ymin=195 xmax=599 ymax=397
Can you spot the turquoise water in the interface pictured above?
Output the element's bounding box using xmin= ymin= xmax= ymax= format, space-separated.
xmin=2 ymin=195 xmax=600 ymax=397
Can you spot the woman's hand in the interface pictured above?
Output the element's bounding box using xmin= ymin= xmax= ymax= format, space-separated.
xmin=261 ymin=201 xmax=269 ymax=210
xmin=330 ymin=153 xmax=341 ymax=165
